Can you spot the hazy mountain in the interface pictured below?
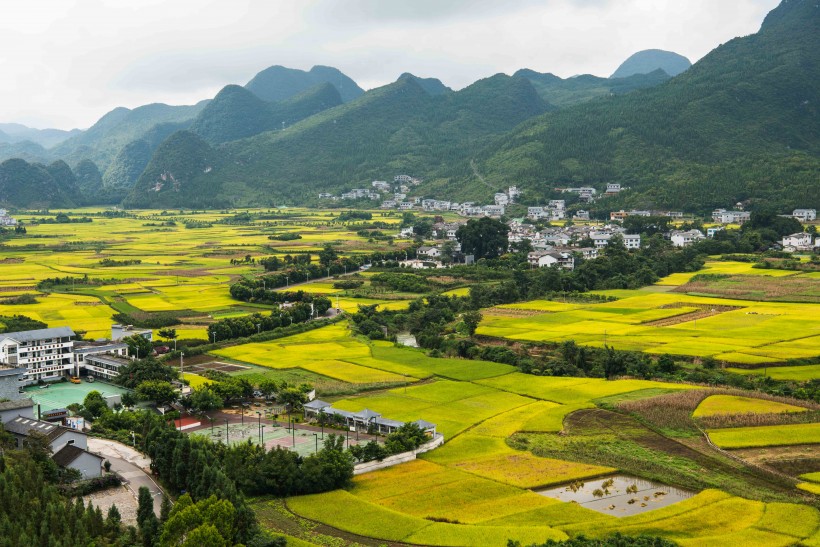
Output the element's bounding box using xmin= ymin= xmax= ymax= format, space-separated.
xmin=469 ymin=0 xmax=819 ymax=211
xmin=397 ymin=73 xmax=452 ymax=96
xmin=514 ymin=69 xmax=672 ymax=107
xmin=0 ymin=123 xmax=83 ymax=148
xmin=245 ymin=65 xmax=364 ymax=103
xmin=51 ymin=101 xmax=208 ymax=170
xmin=611 ymin=49 xmax=692 ymax=78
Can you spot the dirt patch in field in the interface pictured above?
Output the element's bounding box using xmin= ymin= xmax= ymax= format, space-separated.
xmin=642 ymin=303 xmax=743 ymax=326
xmin=674 ymin=274 xmax=820 ymax=303
xmin=0 ymin=257 xmax=23 ymax=263
xmin=484 ymin=307 xmax=548 ymax=317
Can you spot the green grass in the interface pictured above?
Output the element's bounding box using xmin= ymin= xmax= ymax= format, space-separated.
xmin=726 ymin=364 xmax=820 ymax=381
xmin=708 ymin=423 xmax=820 ymax=449
xmin=286 ymin=490 xmax=428 ymax=541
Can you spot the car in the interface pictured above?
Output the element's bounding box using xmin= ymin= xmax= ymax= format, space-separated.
xmin=69 ymin=376 xmax=81 ymax=384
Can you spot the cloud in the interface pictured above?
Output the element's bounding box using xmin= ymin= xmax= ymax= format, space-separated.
xmin=0 ymin=0 xmax=780 ymax=129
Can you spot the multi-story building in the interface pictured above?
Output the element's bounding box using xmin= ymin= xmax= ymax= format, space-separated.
xmin=793 ymin=209 xmax=817 ymax=222
xmin=782 ymin=233 xmax=813 ymax=251
xmin=0 ymin=209 xmax=18 ymax=226
xmin=74 ymin=342 xmax=130 ymax=380
xmin=670 ymin=229 xmax=705 ymax=247
xmin=0 ymin=327 xmax=75 ymax=385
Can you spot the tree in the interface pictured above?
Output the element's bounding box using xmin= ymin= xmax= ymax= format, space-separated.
xmin=461 ymin=311 xmax=482 ymax=336
xmin=258 ymin=379 xmax=278 ymax=398
xmin=189 ymin=387 xmax=223 ymax=413
xmin=137 ymin=486 xmax=154 ymax=529
xmin=136 ymin=380 xmax=178 ymax=406
xmin=657 ymin=354 xmax=677 ymax=374
xmin=318 ymin=243 xmax=339 ymax=267
xmin=115 ymin=357 xmax=178 ymax=388
xmin=456 ymin=217 xmax=509 ymax=260
xmin=277 ymin=387 xmax=308 ymax=411
xmin=121 ymin=391 xmax=138 ymax=407
xmin=124 ymin=334 xmax=153 ymax=359
xmin=83 ymin=390 xmax=109 ymax=419
xmin=158 ymin=328 xmax=177 ymax=346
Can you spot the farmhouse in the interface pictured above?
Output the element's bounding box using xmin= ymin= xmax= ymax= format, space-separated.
xmin=782 ymin=232 xmax=813 ymax=251
xmin=303 ymin=399 xmax=437 ymax=436
xmin=793 ymin=209 xmax=816 ymax=222
xmin=712 ymin=209 xmax=751 ymax=225
xmin=52 ymin=444 xmax=104 ymax=479
xmin=670 ymin=229 xmax=705 ymax=247
xmin=0 ymin=208 xmax=18 ymax=226
xmin=528 ymin=251 xmax=574 ymax=270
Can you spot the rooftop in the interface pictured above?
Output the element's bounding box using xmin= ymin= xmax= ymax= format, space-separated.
xmin=0 ymin=326 xmax=75 ymax=344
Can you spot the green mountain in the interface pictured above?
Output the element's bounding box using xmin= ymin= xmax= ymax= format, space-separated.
xmin=611 ymin=49 xmax=692 ymax=78
xmin=513 ymin=69 xmax=672 ymax=107
xmin=398 ymin=73 xmax=452 ymax=96
xmin=124 ymin=131 xmax=223 ymax=208
xmin=73 ymin=159 xmax=103 ymax=194
xmin=245 ymin=65 xmax=364 ymax=103
xmin=51 ymin=101 xmax=208 ymax=170
xmin=0 ymin=158 xmax=77 ymax=208
xmin=189 ymin=82 xmax=342 ymax=144
xmin=125 ymin=73 xmax=551 ymax=207
xmin=468 ymin=0 xmax=820 ymax=212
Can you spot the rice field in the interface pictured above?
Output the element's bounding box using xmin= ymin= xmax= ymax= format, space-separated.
xmin=0 ymin=207 xmax=418 ymax=336
xmin=477 ymin=288 xmax=820 ymax=367
xmin=693 ymin=395 xmax=809 ymax=417
xmin=708 ymin=423 xmax=820 ymax=449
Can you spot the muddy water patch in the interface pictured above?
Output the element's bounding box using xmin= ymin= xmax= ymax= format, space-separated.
xmin=536 ymin=474 xmax=694 ymax=517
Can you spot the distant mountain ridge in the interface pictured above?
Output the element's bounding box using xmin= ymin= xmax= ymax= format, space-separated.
xmin=610 ymin=49 xmax=692 ymax=78
xmin=245 ymin=65 xmax=364 ymax=103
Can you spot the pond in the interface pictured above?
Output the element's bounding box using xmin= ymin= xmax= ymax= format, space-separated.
xmin=396 ymin=332 xmax=418 ymax=347
xmin=536 ymin=474 xmax=695 ymax=517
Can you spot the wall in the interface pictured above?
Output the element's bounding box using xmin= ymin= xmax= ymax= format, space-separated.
xmin=0 ymin=368 xmax=24 ymax=400
xmin=353 ymin=434 xmax=444 ymax=475
xmin=68 ymin=452 xmax=103 ymax=479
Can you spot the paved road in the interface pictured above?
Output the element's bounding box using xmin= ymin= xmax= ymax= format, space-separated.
xmin=88 ymin=438 xmax=164 ymax=516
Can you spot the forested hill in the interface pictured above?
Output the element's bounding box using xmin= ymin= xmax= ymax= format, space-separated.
xmin=124 ymin=73 xmax=552 ymax=207
xmin=189 ymin=82 xmax=343 ymax=144
xmin=467 ymin=0 xmax=820 ymax=212
xmin=610 ymin=49 xmax=691 ymax=78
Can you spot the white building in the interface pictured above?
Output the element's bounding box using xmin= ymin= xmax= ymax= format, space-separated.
xmin=399 ymin=202 xmax=415 ymax=211
xmin=712 ymin=209 xmax=751 ymax=225
xmin=417 ymin=246 xmax=442 ymax=259
xmin=623 ymin=234 xmax=641 ymax=250
xmin=74 ymin=342 xmax=130 ymax=380
xmin=782 ymin=233 xmax=813 ymax=251
xmin=527 ymin=251 xmax=574 ymax=270
xmin=605 ymin=183 xmax=621 ymax=194
xmin=670 ymin=229 xmax=705 ymax=247
xmin=494 ymin=193 xmax=509 ymax=206
xmin=0 ymin=209 xmax=18 ymax=226
xmin=0 ymin=327 xmax=75 ymax=385
xmin=707 ymin=227 xmax=724 ymax=238
xmin=482 ymin=205 xmax=505 ymax=217
xmin=394 ymin=175 xmax=413 ymax=184
xmin=793 ymin=209 xmax=817 ymax=222
xmin=574 ymin=210 xmax=590 ymax=221
xmin=371 ymin=181 xmax=391 ymax=192
xmin=111 ymin=324 xmax=152 ymax=343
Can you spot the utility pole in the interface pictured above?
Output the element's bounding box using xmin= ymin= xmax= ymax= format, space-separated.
xmin=180 ymin=352 xmax=184 ymax=376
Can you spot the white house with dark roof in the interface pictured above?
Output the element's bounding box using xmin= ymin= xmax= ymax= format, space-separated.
xmin=3 ymin=415 xmax=88 ymax=453
xmin=303 ymin=399 xmax=437 ymax=436
xmin=52 ymin=444 xmax=103 ymax=479
xmin=670 ymin=229 xmax=705 ymax=247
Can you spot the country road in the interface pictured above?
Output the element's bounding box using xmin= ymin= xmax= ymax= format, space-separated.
xmin=88 ymin=438 xmax=165 ymax=516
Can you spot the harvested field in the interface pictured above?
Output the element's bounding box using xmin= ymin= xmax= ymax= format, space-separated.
xmin=642 ymin=303 xmax=742 ymax=327
xmin=674 ymin=274 xmax=820 ymax=303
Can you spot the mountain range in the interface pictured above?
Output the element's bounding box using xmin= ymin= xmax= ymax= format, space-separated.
xmin=0 ymin=0 xmax=817 ymax=213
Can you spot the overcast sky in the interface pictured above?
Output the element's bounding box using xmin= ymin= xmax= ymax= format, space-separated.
xmin=1 ymin=0 xmax=779 ymax=130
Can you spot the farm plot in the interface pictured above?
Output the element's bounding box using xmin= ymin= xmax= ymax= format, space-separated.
xmin=693 ymin=395 xmax=810 ymax=417
xmin=708 ymin=423 xmax=820 ymax=449
xmin=477 ymin=290 xmax=820 ymax=364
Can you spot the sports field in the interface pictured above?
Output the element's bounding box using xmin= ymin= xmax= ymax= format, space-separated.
xmin=24 ymin=381 xmax=130 ymax=412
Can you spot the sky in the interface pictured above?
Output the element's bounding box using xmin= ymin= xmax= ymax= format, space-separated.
xmin=0 ymin=0 xmax=780 ymax=130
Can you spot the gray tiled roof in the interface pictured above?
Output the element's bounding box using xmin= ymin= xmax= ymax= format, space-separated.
xmin=0 ymin=327 xmax=74 ymax=343
xmin=0 ymin=399 xmax=34 ymax=412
